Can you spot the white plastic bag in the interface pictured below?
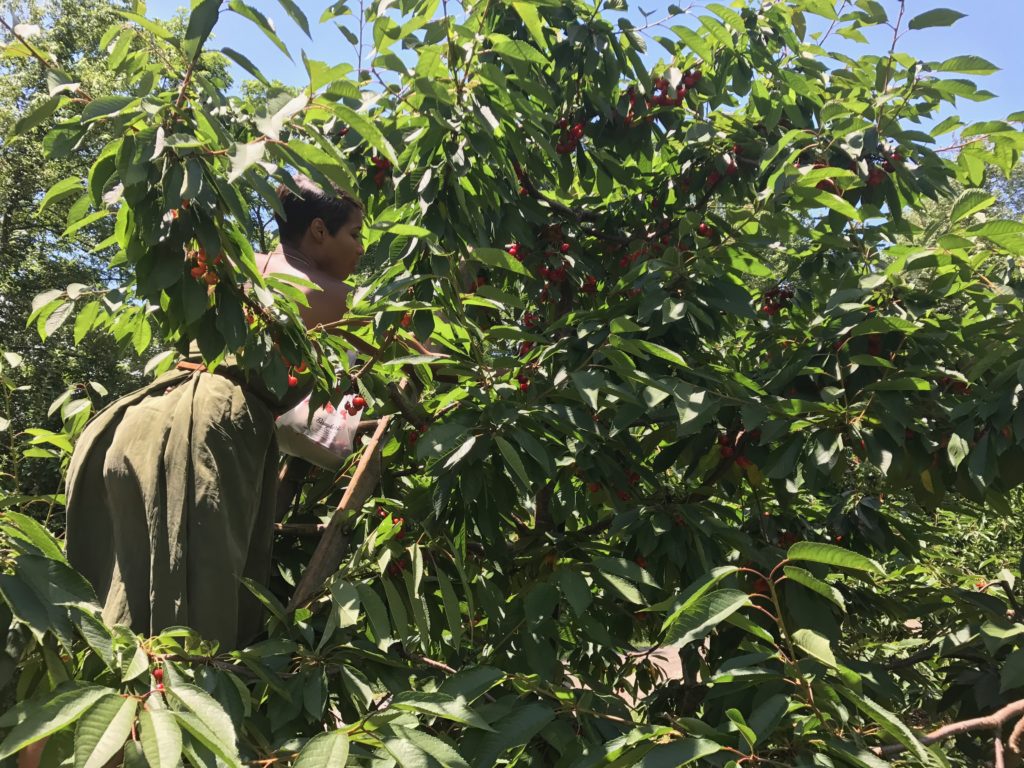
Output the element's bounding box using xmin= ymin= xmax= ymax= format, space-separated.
xmin=275 ymin=393 xmax=364 ymax=470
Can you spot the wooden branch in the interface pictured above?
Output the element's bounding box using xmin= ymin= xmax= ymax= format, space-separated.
xmin=287 ymin=378 xmax=414 ymax=611
xmin=1010 ymin=712 xmax=1024 ymax=754
xmin=273 ymin=522 xmax=326 ymax=536
xmin=875 ymin=699 xmax=1024 ymax=758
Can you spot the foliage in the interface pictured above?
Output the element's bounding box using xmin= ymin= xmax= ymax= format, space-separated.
xmin=2 ymin=0 xmax=1024 ymax=765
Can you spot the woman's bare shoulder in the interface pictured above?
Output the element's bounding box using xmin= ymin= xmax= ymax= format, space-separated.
xmin=257 ymin=250 xmax=350 ymax=327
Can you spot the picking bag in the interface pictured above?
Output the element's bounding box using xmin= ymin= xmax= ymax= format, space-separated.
xmin=275 ymin=394 xmax=364 ymax=470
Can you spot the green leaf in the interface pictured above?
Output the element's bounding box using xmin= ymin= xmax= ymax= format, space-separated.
xmin=171 ymin=712 xmax=241 ymax=768
xmin=228 ymin=141 xmax=266 ymax=182
xmin=468 ymin=702 xmax=553 ymax=768
xmin=139 ymin=710 xmax=182 ymax=768
xmin=12 ymin=95 xmax=63 ymax=136
xmin=935 ymin=55 xmax=999 ymax=75
xmin=488 ymin=35 xmax=547 ymax=67
xmin=166 ymin=684 xmax=237 ymax=755
xmin=443 ymin=435 xmax=478 ymax=471
xmin=471 ymin=247 xmax=532 ymax=277
xmin=804 ymin=188 xmax=862 ymax=221
xmin=391 ymin=725 xmax=469 ymax=768
xmin=38 ymin=177 xmax=83 ymax=214
xmin=908 ymin=8 xmax=966 ymax=29
xmin=294 ymin=730 xmax=349 ymax=768
xmin=40 ymin=300 xmax=74 ymax=340
xmin=495 ymin=436 xmax=530 ymax=488
xmin=947 ymin=433 xmax=970 ymax=469
xmin=783 ymin=566 xmax=845 ymax=611
xmin=2 ymin=511 xmax=66 ymax=562
xmin=122 ymin=645 xmax=149 ymax=682
xmin=0 ymin=686 xmax=110 ymax=759
xmin=950 ymin=189 xmax=996 ymax=223
xmin=118 ymin=11 xmax=174 ymax=39
xmin=182 ymin=0 xmax=220 ymax=60
xmin=786 ymin=542 xmax=884 ymax=577
xmin=355 ymin=583 xmax=391 ymax=642
xmin=331 ymin=104 xmax=397 ymax=165
xmin=273 ymin=0 xmax=310 ymax=36
xmin=227 ymin=0 xmax=292 ymax=59
xmin=864 ymin=376 xmax=932 ymax=391
xmin=81 ymin=96 xmax=135 ymax=123
xmin=74 ymin=695 xmax=137 ymax=768
xmin=663 ymin=589 xmax=749 ymax=645
xmin=791 ymin=628 xmax=837 ymax=668
xmin=837 ymin=688 xmax=942 ymax=767
xmin=640 ymin=738 xmax=722 ymax=767
xmin=391 ymin=691 xmax=494 ymax=730
xmin=435 ymin=567 xmax=463 ymax=648
xmin=219 ymin=47 xmax=270 ymax=86
xmin=511 ymin=2 xmax=546 ymax=51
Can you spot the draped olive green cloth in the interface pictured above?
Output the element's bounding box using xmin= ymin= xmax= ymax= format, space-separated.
xmin=64 ymin=367 xmax=281 ymax=649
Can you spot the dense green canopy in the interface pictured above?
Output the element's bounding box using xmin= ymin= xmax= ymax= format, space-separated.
xmin=1 ymin=0 xmax=1024 ymax=765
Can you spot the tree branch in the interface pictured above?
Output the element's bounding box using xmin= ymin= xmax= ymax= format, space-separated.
xmin=875 ymin=698 xmax=1024 ymax=757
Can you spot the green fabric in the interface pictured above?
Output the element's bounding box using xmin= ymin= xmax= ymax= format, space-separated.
xmin=64 ymin=368 xmax=280 ymax=649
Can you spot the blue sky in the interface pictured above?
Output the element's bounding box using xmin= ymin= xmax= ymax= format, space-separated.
xmin=148 ymin=0 xmax=1022 ymax=125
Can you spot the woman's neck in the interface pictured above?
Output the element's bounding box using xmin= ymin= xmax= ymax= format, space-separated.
xmin=278 ymin=242 xmax=318 ymax=272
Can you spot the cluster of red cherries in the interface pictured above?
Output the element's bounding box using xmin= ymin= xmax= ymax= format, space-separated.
xmin=554 ymin=117 xmax=585 ymax=154
xmin=188 ymin=247 xmax=222 ymax=285
xmin=370 ymin=156 xmax=392 ymax=188
xmin=760 ymin=283 xmax=794 ymax=316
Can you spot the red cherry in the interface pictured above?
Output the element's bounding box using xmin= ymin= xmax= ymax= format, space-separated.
xmin=519 ymin=380 xmax=530 ymax=392
xmin=196 ymin=248 xmax=207 ymax=263
xmin=190 ymin=265 xmax=207 ymax=279
xmin=401 ymin=313 xmax=412 ymax=328
xmin=560 ymin=242 xmax=570 ymax=254
xmin=204 ymin=271 xmax=219 ymax=285
xmin=287 ymin=375 xmax=299 ymax=387
xmin=697 ymin=222 xmax=714 ymax=238
xmin=153 ymin=668 xmax=163 ymax=681
xmin=352 ymin=395 xmax=366 ymax=409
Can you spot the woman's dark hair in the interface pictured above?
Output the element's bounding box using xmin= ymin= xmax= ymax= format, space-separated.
xmin=274 ymin=174 xmax=363 ymax=246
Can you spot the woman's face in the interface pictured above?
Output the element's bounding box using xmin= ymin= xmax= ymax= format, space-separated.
xmin=310 ymin=210 xmax=364 ymax=278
